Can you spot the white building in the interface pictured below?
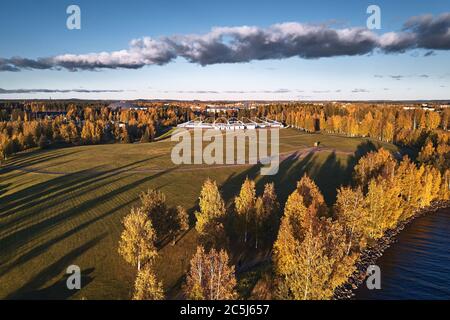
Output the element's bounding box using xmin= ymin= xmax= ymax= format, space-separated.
xmin=177 ymin=117 xmax=284 ymax=130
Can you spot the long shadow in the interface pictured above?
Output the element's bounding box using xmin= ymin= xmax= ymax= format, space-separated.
xmin=312 ymin=151 xmax=348 ymax=205
xmin=0 ymin=166 xmax=177 ymax=259
xmin=0 ymin=183 xmax=10 ymax=197
xmin=215 ymin=152 xmax=317 ymax=269
xmin=10 ymin=267 xmax=96 ymax=300
xmin=0 ymin=173 xmax=128 ymax=233
xmin=0 ymin=149 xmax=83 ymax=176
xmin=6 ymin=235 xmax=104 ymax=300
xmin=0 ymin=193 xmax=141 ymax=278
xmin=1 ymin=156 xmax=155 ymax=211
xmin=345 ymin=140 xmax=379 ymax=187
xmin=2 ymin=148 xmax=73 ymax=167
xmin=0 ymin=155 xmax=163 ymax=219
xmin=219 ymin=143 xmax=378 ymax=271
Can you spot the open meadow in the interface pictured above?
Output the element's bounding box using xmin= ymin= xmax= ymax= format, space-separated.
xmin=0 ymin=128 xmax=398 ymax=299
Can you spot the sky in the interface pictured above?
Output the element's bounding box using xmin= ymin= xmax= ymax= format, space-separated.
xmin=0 ymin=0 xmax=449 ymax=100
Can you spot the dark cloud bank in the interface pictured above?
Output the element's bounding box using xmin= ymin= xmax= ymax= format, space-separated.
xmin=1 ymin=13 xmax=449 ymax=72
xmin=0 ymin=88 xmax=124 ymax=94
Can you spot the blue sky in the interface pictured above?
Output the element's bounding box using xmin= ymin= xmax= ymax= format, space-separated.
xmin=0 ymin=0 xmax=449 ymax=100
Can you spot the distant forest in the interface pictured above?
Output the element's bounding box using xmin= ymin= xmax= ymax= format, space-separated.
xmin=1 ymin=101 xmax=449 ymax=172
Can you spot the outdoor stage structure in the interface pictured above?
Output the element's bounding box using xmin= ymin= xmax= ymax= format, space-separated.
xmin=177 ymin=117 xmax=284 ymax=130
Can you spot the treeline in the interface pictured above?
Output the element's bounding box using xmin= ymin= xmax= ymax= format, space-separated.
xmin=273 ymin=149 xmax=449 ymax=299
xmin=252 ymin=103 xmax=449 ymax=172
xmin=0 ymin=105 xmax=189 ymax=161
xmin=259 ymin=103 xmax=450 ymax=159
xmin=2 ymin=102 xmax=449 ymax=167
xmin=117 ymin=148 xmax=449 ymax=300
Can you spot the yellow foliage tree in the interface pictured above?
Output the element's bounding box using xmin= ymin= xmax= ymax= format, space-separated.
xmin=335 ymin=186 xmax=368 ymax=254
xmin=118 ymin=207 xmax=157 ymax=271
xmin=364 ymin=179 xmax=403 ymax=239
xmin=274 ymin=211 xmax=356 ymax=300
xmin=354 ymin=148 xmax=396 ymax=188
xmin=297 ymin=174 xmax=328 ymax=217
xmin=195 ymin=179 xmax=227 ymax=248
xmin=419 ymin=165 xmax=442 ymax=208
xmin=133 ymin=266 xmax=164 ymax=300
xmin=185 ymin=246 xmax=237 ymax=300
xmin=234 ymin=177 xmax=256 ymax=243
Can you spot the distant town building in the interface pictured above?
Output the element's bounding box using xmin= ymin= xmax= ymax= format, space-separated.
xmin=35 ymin=111 xmax=67 ymax=120
xmin=205 ymin=104 xmax=257 ymax=113
xmin=205 ymin=106 xmax=239 ymax=113
xmin=108 ymin=101 xmax=147 ymax=110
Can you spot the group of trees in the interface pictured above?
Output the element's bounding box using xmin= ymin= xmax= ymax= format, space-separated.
xmin=118 ymin=146 xmax=449 ymax=300
xmin=183 ymin=177 xmax=282 ymax=300
xmin=273 ymin=148 xmax=449 ymax=299
xmin=0 ymin=102 xmax=192 ymax=161
xmin=2 ymin=101 xmax=449 ymax=165
xmin=266 ymin=103 xmax=449 ymax=144
xmin=273 ymin=175 xmax=357 ymax=299
xmin=184 ymin=179 xmax=238 ymax=300
xmin=193 ymin=177 xmax=280 ymax=251
xmin=184 ymin=246 xmax=237 ymax=300
xmin=348 ymin=149 xmax=447 ymax=238
xmin=118 ymin=189 xmax=189 ymax=300
xmin=254 ymin=103 xmax=450 ymax=156
xmin=417 ymin=132 xmax=450 ymax=172
xmin=234 ymin=179 xmax=280 ymax=249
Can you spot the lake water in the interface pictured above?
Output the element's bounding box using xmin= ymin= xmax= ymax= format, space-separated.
xmin=355 ymin=207 xmax=450 ymax=300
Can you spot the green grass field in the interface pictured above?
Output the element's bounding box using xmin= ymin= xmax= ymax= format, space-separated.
xmin=0 ymin=129 xmax=397 ymax=299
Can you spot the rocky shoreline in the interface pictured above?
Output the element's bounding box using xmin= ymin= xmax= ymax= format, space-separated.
xmin=334 ymin=200 xmax=450 ymax=300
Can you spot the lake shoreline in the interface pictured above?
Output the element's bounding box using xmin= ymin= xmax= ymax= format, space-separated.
xmin=334 ymin=200 xmax=450 ymax=300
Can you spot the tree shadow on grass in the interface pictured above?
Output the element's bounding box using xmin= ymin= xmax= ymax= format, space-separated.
xmin=219 ymin=141 xmax=381 ymax=274
xmin=0 ymin=166 xmax=177 ymax=262
xmin=6 ymin=235 xmax=104 ymax=300
xmin=158 ymin=139 xmax=390 ymax=299
xmin=0 ymin=156 xmax=164 ymax=219
xmin=9 ymin=267 xmax=96 ymax=300
xmin=0 ymin=192 xmax=143 ymax=278
xmin=0 ymin=149 xmax=83 ymax=177
xmin=0 ymin=182 xmax=10 ymax=197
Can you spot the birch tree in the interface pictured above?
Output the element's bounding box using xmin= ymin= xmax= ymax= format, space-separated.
xmin=195 ymin=179 xmax=227 ymax=248
xmin=235 ymin=177 xmax=256 ymax=243
xmin=335 ymin=186 xmax=367 ymax=254
xmin=118 ymin=207 xmax=157 ymax=271
xmin=133 ymin=266 xmax=164 ymax=300
xmin=184 ymin=246 xmax=237 ymax=300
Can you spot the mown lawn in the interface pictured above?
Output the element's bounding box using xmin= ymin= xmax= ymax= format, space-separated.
xmin=0 ymin=129 xmax=397 ymax=299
